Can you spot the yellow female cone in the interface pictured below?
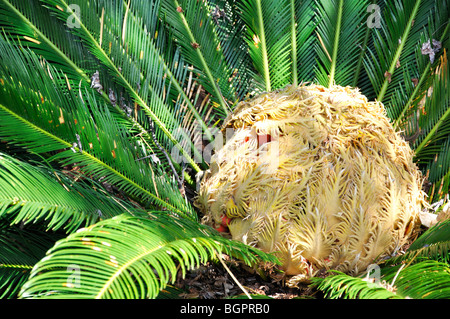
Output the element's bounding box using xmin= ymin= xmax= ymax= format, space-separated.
xmin=196 ymin=84 xmax=426 ymax=284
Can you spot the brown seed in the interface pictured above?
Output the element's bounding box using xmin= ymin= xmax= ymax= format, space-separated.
xmin=191 ymin=42 xmax=200 ymax=49
xmin=176 ymin=6 xmax=183 ymax=13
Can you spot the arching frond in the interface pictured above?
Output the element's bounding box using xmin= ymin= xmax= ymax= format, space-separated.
xmin=0 ymin=0 xmax=95 ymax=81
xmin=384 ymin=219 xmax=450 ymax=264
xmin=160 ymin=0 xmax=234 ymax=115
xmin=19 ymin=213 xmax=277 ymax=299
xmin=0 ymin=0 xmax=448 ymax=300
xmin=381 ymin=260 xmax=450 ymax=299
xmin=413 ymin=55 xmax=450 ymax=200
xmin=0 ymin=38 xmax=194 ymax=218
xmin=410 ymin=219 xmax=450 ymax=250
xmin=0 ymin=221 xmax=63 ymax=299
xmin=0 ymin=152 xmax=140 ymax=232
xmin=40 ymin=0 xmax=203 ymax=172
xmin=291 ymin=0 xmax=318 ymax=84
xmin=0 ymin=0 xmax=202 ymax=180
xmin=364 ymin=0 xmax=448 ymax=119
xmin=310 ymin=270 xmax=401 ymax=299
xmin=313 ymin=260 xmax=450 ymax=299
xmin=238 ymin=0 xmax=292 ymax=91
xmin=315 ymin=0 xmax=369 ymax=87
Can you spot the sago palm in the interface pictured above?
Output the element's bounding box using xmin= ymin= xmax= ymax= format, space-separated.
xmin=0 ymin=0 xmax=449 ymax=299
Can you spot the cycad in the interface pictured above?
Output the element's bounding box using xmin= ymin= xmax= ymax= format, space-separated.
xmin=312 ymin=218 xmax=450 ymax=299
xmin=197 ymin=84 xmax=427 ymax=284
xmin=0 ymin=0 xmax=449 ymax=299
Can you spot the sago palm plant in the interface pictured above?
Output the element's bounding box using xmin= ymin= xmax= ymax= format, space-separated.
xmin=0 ymin=0 xmax=449 ymax=299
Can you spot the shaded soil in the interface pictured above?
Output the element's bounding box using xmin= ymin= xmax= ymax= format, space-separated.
xmin=172 ymin=227 xmax=429 ymax=300
xmin=174 ymin=257 xmax=318 ymax=299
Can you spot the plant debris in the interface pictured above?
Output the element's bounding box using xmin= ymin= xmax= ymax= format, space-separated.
xmin=175 ymin=258 xmax=313 ymax=299
xmin=421 ymin=39 xmax=442 ymax=64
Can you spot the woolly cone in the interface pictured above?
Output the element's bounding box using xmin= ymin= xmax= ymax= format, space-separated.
xmin=195 ymin=84 xmax=425 ymax=284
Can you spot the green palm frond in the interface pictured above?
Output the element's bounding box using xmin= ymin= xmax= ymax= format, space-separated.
xmin=315 ymin=0 xmax=370 ymax=87
xmin=0 ymin=221 xmax=63 ymax=299
xmin=358 ymin=0 xmax=449 ymax=201
xmin=0 ymin=152 xmax=141 ymax=232
xmin=291 ymin=0 xmax=317 ymax=84
xmin=311 ymin=270 xmax=401 ymax=299
xmin=0 ymin=0 xmax=449 ymax=300
xmin=39 ymin=0 xmax=204 ymax=172
xmin=0 ymin=38 xmax=194 ymax=219
xmin=381 ymin=260 xmax=450 ymax=299
xmin=315 ymin=219 xmax=450 ymax=299
xmin=410 ymin=217 xmax=450 ymax=250
xmin=364 ymin=0 xmax=448 ymax=118
xmin=238 ymin=0 xmax=292 ymax=91
xmin=384 ymin=219 xmax=450 ymax=264
xmin=208 ymin=0 xmax=257 ymax=98
xmin=100 ymin=0 xmax=215 ymax=143
xmin=161 ymin=0 xmax=235 ymax=115
xmin=0 ymin=0 xmax=201 ymax=182
xmin=312 ymin=260 xmax=450 ymax=299
xmin=388 ymin=241 xmax=450 ymax=265
xmin=0 ymin=0 xmax=95 ymax=81
xmin=19 ymin=213 xmax=277 ymax=299
xmin=222 ymin=0 xmax=318 ymax=92
xmin=392 ymin=4 xmax=449 ymax=129
xmin=413 ymin=56 xmax=450 ymax=200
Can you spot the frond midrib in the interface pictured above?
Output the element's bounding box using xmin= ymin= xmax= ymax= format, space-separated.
xmin=95 ymin=235 xmax=207 ymax=299
xmin=328 ymin=0 xmax=343 ymax=87
xmin=376 ymin=0 xmax=422 ymax=102
xmin=0 ymin=103 xmax=188 ymax=218
xmin=60 ymin=0 xmax=201 ymax=173
xmin=2 ymin=0 xmax=191 ymax=176
xmin=123 ymin=2 xmax=214 ymax=142
xmin=1 ymin=0 xmax=88 ymax=82
xmin=171 ymin=0 xmax=230 ymax=115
